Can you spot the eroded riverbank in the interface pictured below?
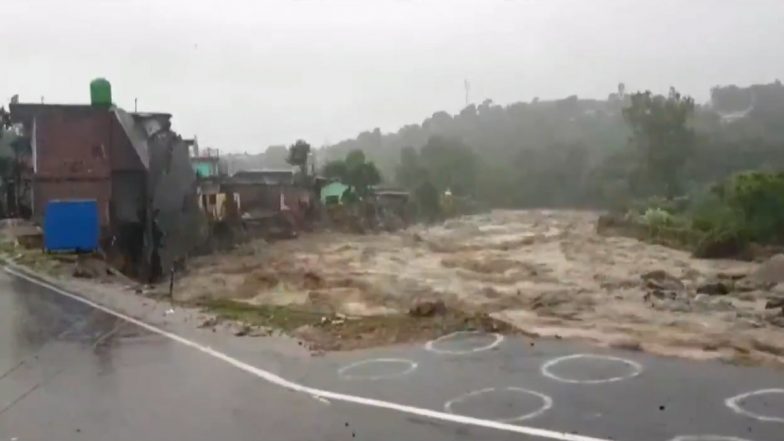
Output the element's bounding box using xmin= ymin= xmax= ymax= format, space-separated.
xmin=176 ymin=210 xmax=784 ymax=365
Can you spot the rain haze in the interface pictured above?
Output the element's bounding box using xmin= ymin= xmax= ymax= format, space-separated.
xmin=2 ymin=0 xmax=783 ymax=151
xmin=5 ymin=2 xmax=784 ymax=441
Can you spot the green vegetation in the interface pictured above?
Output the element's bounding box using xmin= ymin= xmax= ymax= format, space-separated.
xmin=321 ymin=150 xmax=381 ymax=198
xmin=323 ymin=81 xmax=784 ymax=257
xmin=286 ymin=139 xmax=311 ymax=175
xmin=202 ymin=298 xmax=515 ymax=350
xmin=203 ymin=298 xmax=325 ymax=331
xmin=616 ymin=170 xmax=784 ymax=258
xmin=690 ymin=171 xmax=784 ymax=257
xmin=623 ymin=89 xmax=696 ymax=198
xmin=323 ymin=81 xmax=784 ymax=209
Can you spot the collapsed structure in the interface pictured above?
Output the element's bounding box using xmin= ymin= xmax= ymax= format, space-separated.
xmin=7 ymin=79 xmax=203 ymax=280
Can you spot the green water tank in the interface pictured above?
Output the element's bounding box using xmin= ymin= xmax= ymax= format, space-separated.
xmin=90 ymin=78 xmax=112 ymax=107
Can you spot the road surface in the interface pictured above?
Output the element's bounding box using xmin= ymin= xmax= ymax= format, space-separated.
xmin=1 ymin=269 xmax=782 ymax=441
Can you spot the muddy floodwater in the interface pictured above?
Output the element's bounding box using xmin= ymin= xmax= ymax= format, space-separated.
xmin=179 ymin=210 xmax=784 ymax=366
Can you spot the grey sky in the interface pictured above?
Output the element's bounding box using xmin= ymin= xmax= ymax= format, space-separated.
xmin=2 ymin=0 xmax=783 ymax=152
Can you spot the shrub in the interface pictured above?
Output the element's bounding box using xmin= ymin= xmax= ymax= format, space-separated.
xmin=693 ymin=227 xmax=748 ymax=259
xmin=722 ymin=171 xmax=784 ymax=242
xmin=689 ymin=192 xmax=741 ymax=233
xmin=641 ymin=207 xmax=675 ymax=227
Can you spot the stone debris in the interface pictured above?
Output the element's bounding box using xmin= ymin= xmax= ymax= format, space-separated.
xmin=72 ymin=258 xmax=109 ymax=279
xmin=751 ymin=254 xmax=784 ymax=284
xmin=198 ymin=317 xmax=219 ymax=328
xmin=696 ymin=281 xmax=730 ymax=296
xmin=408 ymin=299 xmax=447 ymax=317
xmin=233 ymin=324 xmax=252 ymax=336
xmin=765 ymin=297 xmax=784 ymax=312
xmin=641 ymin=270 xmax=685 ymax=292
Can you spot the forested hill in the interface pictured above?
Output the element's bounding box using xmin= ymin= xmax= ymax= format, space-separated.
xmin=320 ymin=81 xmax=784 ymax=209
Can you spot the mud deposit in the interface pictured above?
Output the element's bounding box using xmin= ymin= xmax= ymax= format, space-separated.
xmin=179 ymin=210 xmax=784 ymax=365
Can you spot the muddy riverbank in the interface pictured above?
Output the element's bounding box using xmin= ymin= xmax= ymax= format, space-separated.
xmin=176 ymin=210 xmax=784 ymax=365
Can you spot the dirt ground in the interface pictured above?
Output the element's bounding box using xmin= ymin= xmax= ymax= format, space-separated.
xmin=174 ymin=210 xmax=783 ymax=364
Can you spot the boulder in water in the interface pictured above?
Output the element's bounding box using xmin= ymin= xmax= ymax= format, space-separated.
xmin=751 ymin=254 xmax=784 ymax=284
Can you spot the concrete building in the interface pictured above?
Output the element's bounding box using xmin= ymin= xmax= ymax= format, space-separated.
xmin=9 ymin=102 xmax=205 ymax=280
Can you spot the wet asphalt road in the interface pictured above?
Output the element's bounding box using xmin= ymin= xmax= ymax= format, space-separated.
xmin=1 ymin=269 xmax=783 ymax=441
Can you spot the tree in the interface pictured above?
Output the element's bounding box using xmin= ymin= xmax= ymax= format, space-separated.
xmin=418 ymin=135 xmax=478 ymax=196
xmin=323 ymin=80 xmax=784 ymax=211
xmin=0 ymin=107 xmax=10 ymax=132
xmin=394 ymin=146 xmax=426 ymax=188
xmin=287 ymin=139 xmax=311 ymax=175
xmin=414 ymin=179 xmax=440 ymax=222
xmin=322 ymin=160 xmax=348 ymax=181
xmin=623 ymin=88 xmax=696 ymax=198
xmin=320 ymin=149 xmax=382 ymax=198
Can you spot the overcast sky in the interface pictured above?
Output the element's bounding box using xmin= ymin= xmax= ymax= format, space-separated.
xmin=2 ymin=0 xmax=783 ymax=152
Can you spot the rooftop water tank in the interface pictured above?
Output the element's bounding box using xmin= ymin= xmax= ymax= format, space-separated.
xmin=90 ymin=78 xmax=112 ymax=107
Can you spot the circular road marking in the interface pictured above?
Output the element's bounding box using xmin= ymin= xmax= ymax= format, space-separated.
xmin=424 ymin=331 xmax=504 ymax=355
xmin=444 ymin=387 xmax=553 ymax=422
xmin=540 ymin=353 xmax=643 ymax=384
xmin=337 ymin=358 xmax=418 ymax=380
xmin=669 ymin=436 xmax=754 ymax=441
xmin=725 ymin=388 xmax=784 ymax=423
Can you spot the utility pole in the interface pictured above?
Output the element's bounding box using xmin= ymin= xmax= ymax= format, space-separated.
xmin=464 ymin=79 xmax=470 ymax=107
xmin=134 ymin=98 xmax=138 ymax=112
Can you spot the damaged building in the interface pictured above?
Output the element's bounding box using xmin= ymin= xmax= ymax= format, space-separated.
xmin=221 ymin=168 xmax=317 ymax=238
xmin=190 ymin=145 xmax=239 ymax=223
xmin=9 ymin=79 xmax=206 ymax=280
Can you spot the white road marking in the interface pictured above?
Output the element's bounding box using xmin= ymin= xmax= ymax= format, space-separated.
xmin=725 ymin=388 xmax=784 ymax=423
xmin=338 ymin=358 xmax=418 ymax=381
xmin=540 ymin=354 xmax=643 ymax=384
xmin=424 ymin=330 xmax=504 ymax=355
xmin=4 ymin=265 xmax=612 ymax=441
xmin=444 ymin=386 xmax=553 ymax=422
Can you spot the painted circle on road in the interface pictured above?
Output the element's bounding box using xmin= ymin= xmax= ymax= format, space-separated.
xmin=444 ymin=387 xmax=553 ymax=422
xmin=669 ymin=436 xmax=754 ymax=441
xmin=540 ymin=353 xmax=643 ymax=384
xmin=337 ymin=358 xmax=418 ymax=380
xmin=425 ymin=331 xmax=504 ymax=355
xmin=725 ymin=388 xmax=784 ymax=423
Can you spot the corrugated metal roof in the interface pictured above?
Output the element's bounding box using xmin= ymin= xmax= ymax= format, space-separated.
xmin=231 ymin=169 xmax=295 ymax=185
xmin=113 ymin=108 xmax=150 ymax=169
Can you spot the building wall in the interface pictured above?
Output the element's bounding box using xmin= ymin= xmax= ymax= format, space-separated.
xmin=111 ymin=171 xmax=146 ymax=223
xmin=228 ymin=183 xmax=280 ymax=216
xmin=30 ymin=107 xmax=148 ymax=230
xmin=193 ymin=159 xmax=219 ymax=178
xmin=32 ymin=108 xmax=114 ymax=226
xmin=148 ymin=133 xmax=206 ymax=271
xmin=227 ymin=182 xmax=310 ymax=223
xmin=34 ymin=108 xmax=112 ymax=179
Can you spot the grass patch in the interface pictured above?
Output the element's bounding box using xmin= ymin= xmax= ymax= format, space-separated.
xmin=201 ymin=298 xmax=325 ymax=332
xmin=201 ymin=298 xmax=516 ymax=351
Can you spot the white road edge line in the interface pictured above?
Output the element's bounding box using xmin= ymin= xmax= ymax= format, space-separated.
xmin=4 ymin=265 xmax=613 ymax=441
